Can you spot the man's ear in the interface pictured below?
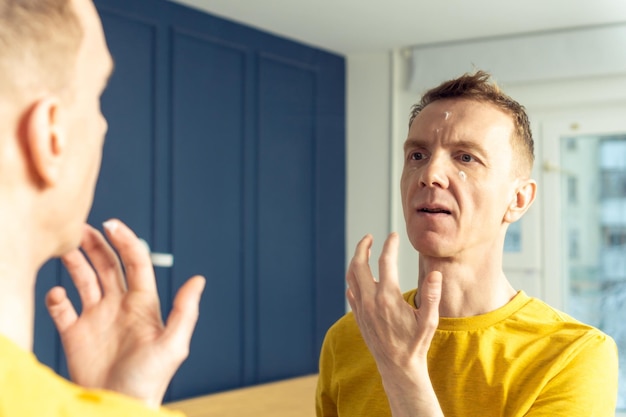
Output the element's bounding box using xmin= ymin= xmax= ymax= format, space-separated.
xmin=24 ymin=97 xmax=65 ymax=187
xmin=504 ymin=178 xmax=537 ymax=224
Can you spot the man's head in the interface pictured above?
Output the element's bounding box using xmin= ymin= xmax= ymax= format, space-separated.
xmin=409 ymin=70 xmax=534 ymax=178
xmin=400 ymin=71 xmax=536 ymax=259
xmin=0 ymin=0 xmax=113 ymax=262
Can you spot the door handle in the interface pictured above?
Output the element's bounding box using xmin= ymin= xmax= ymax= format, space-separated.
xmin=138 ymin=239 xmax=174 ymax=268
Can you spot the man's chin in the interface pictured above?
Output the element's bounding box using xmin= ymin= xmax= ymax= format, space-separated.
xmin=412 ymin=239 xmax=454 ymax=259
xmin=52 ymin=227 xmax=84 ymax=258
xmin=54 ymin=243 xmax=79 ymax=259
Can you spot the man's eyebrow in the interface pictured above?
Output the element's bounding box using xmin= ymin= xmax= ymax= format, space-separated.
xmin=403 ymin=138 xmax=428 ymax=152
xmin=402 ymin=138 xmax=489 ymax=156
xmin=453 ymin=140 xmax=488 ymax=156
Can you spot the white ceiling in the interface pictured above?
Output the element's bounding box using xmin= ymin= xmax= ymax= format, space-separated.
xmin=171 ymin=0 xmax=626 ymax=55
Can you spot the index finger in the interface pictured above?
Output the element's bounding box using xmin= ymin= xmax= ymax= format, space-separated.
xmin=346 ymin=234 xmax=376 ymax=302
xmin=102 ymin=219 xmax=157 ymax=293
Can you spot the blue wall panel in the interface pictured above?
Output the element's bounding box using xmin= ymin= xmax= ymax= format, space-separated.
xmin=170 ymin=30 xmax=246 ymax=398
xmin=312 ymin=52 xmax=346 ymax=355
xmin=89 ymin=11 xmax=156 ymax=238
xmin=257 ymin=56 xmax=317 ymax=380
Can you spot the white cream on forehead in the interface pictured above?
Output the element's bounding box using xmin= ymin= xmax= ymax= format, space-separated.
xmin=444 ymin=111 xmax=451 ymax=120
xmin=459 ymin=170 xmax=467 ymax=181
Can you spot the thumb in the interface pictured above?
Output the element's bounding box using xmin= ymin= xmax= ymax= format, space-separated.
xmin=161 ymin=276 xmax=206 ymax=358
xmin=418 ymin=271 xmax=442 ymax=330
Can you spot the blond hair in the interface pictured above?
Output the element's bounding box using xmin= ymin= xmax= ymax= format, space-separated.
xmin=410 ymin=70 xmax=534 ymax=176
xmin=0 ymin=0 xmax=83 ymax=100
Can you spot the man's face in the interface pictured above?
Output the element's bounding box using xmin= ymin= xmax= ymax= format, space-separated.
xmin=57 ymin=0 xmax=113 ymax=251
xmin=400 ymin=98 xmax=520 ymax=259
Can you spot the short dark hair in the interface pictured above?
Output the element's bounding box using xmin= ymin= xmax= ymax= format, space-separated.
xmin=409 ymin=70 xmax=534 ymax=176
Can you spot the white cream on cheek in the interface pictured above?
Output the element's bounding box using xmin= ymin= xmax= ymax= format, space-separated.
xmin=459 ymin=170 xmax=467 ymax=181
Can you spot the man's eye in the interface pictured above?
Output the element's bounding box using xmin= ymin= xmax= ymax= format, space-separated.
xmin=410 ymin=152 xmax=425 ymax=160
xmin=460 ymin=154 xmax=473 ymax=162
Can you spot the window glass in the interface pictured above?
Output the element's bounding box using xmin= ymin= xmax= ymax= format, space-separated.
xmin=561 ymin=134 xmax=626 ymax=411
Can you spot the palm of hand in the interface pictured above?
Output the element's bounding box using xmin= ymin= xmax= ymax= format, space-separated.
xmin=346 ymin=234 xmax=442 ymax=371
xmin=61 ymin=291 xmax=173 ymax=399
xmin=46 ymin=221 xmax=205 ymax=408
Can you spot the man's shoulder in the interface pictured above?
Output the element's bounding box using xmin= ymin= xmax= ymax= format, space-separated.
xmin=0 ymin=335 xmax=181 ymax=416
xmin=521 ymin=295 xmax=596 ymax=327
xmin=515 ymin=295 xmax=616 ymax=348
xmin=326 ymin=310 xmax=359 ymax=340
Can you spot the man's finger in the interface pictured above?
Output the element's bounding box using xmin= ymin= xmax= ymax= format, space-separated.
xmin=419 ymin=271 xmax=443 ymax=331
xmin=45 ymin=286 xmax=79 ymax=334
xmin=346 ymin=234 xmax=375 ymax=301
xmin=346 ymin=287 xmax=357 ymax=312
xmin=81 ymin=224 xmax=126 ymax=294
xmin=161 ymin=276 xmax=206 ymax=358
xmin=60 ymin=248 xmax=102 ymax=309
xmin=378 ymin=232 xmax=400 ymax=290
xmin=102 ymin=219 xmax=157 ymax=294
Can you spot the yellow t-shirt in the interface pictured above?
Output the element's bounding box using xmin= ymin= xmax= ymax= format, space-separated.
xmin=0 ymin=335 xmax=184 ymax=416
xmin=316 ymin=290 xmax=618 ymax=417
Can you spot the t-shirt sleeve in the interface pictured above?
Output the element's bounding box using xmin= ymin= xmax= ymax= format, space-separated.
xmin=525 ymin=332 xmax=618 ymax=417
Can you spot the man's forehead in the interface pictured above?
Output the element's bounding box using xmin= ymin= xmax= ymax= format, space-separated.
xmin=411 ymin=99 xmax=512 ymax=130
xmin=420 ymin=98 xmax=498 ymax=117
xmin=405 ymin=100 xmax=515 ymax=151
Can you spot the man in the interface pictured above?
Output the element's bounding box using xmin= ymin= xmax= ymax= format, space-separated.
xmin=316 ymin=71 xmax=618 ymax=416
xmin=0 ymin=0 xmax=204 ymax=415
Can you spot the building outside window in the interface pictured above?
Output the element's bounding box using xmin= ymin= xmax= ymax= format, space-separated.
xmin=561 ymin=135 xmax=626 ymax=411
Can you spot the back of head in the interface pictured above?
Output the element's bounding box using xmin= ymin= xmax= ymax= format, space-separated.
xmin=409 ymin=70 xmax=535 ymax=177
xmin=0 ymin=0 xmax=85 ymax=261
xmin=0 ymin=0 xmax=83 ymax=107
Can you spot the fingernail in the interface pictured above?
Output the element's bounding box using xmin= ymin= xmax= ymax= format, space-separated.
xmin=103 ymin=219 xmax=119 ymax=234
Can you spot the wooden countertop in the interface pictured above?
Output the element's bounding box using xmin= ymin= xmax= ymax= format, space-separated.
xmin=165 ymin=374 xmax=318 ymax=417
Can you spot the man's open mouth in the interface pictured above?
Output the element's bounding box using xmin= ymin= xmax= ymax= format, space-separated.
xmin=419 ymin=207 xmax=451 ymax=215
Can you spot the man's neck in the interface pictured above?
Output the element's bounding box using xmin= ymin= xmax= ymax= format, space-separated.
xmin=416 ymin=254 xmax=517 ymax=318
xmin=0 ymin=210 xmax=45 ymax=352
xmin=0 ymin=260 xmax=37 ymax=351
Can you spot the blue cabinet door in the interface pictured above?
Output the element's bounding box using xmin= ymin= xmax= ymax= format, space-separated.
xmin=169 ymin=28 xmax=248 ymax=397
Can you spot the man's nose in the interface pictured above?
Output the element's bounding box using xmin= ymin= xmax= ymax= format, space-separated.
xmin=419 ymin=155 xmax=450 ymax=189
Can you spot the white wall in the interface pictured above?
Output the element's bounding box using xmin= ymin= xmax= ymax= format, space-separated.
xmin=345 ymin=53 xmax=391 ymax=286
